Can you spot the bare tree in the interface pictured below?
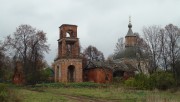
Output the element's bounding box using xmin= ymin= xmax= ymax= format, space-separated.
xmin=83 ymin=45 xmax=104 ymax=61
xmin=164 ymin=24 xmax=180 ymax=81
xmin=113 ymin=37 xmax=129 ymax=59
xmin=0 ymin=41 xmax=5 ymax=80
xmin=0 ymin=41 xmax=13 ymax=81
xmin=5 ymin=24 xmax=49 ymax=84
xmin=114 ymin=37 xmax=124 ymax=55
xmin=106 ymin=54 xmax=114 ymax=63
xmin=135 ymin=34 xmax=150 ymax=73
xmin=159 ymin=29 xmax=170 ymax=71
xmin=143 ymin=25 xmax=161 ymax=72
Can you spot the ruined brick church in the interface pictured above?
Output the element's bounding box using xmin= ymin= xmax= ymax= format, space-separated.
xmin=11 ymin=17 xmax=147 ymax=85
xmin=53 ymin=18 xmax=145 ymax=83
xmin=53 ymin=24 xmax=82 ymax=82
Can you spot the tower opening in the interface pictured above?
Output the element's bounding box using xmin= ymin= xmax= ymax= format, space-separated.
xmin=56 ymin=66 xmax=60 ymax=81
xmin=67 ymin=65 xmax=75 ymax=82
xmin=66 ymin=32 xmax=70 ymax=37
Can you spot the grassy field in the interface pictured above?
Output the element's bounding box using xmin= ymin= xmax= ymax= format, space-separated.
xmin=9 ymin=83 xmax=180 ymax=102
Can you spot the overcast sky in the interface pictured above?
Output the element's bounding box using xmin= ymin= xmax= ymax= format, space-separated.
xmin=0 ymin=0 xmax=180 ymax=65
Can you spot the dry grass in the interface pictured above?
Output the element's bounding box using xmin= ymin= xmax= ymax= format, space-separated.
xmin=11 ymin=84 xmax=180 ymax=102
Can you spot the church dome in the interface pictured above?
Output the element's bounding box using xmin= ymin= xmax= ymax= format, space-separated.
xmin=126 ymin=17 xmax=136 ymax=37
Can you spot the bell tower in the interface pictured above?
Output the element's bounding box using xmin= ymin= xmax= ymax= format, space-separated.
xmin=58 ymin=24 xmax=80 ymax=58
xmin=54 ymin=24 xmax=82 ymax=82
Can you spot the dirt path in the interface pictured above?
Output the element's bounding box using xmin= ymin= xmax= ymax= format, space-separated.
xmin=60 ymin=94 xmax=111 ymax=102
xmin=44 ymin=89 xmax=111 ymax=102
xmin=60 ymin=94 xmax=136 ymax=102
xmin=27 ymin=88 xmax=136 ymax=102
xmin=28 ymin=88 xmax=111 ymax=102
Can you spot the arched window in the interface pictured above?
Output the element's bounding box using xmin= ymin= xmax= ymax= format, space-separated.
xmin=67 ymin=65 xmax=75 ymax=82
xmin=66 ymin=32 xmax=70 ymax=37
xmin=56 ymin=66 xmax=59 ymax=81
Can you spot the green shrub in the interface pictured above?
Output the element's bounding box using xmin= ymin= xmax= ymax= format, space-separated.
xmin=134 ymin=73 xmax=151 ymax=89
xmin=0 ymin=83 xmax=8 ymax=102
xmin=124 ymin=72 xmax=176 ymax=90
xmin=125 ymin=73 xmax=150 ymax=89
xmin=150 ymin=72 xmax=175 ymax=90
xmin=124 ymin=77 xmax=135 ymax=87
xmin=125 ymin=73 xmax=154 ymax=90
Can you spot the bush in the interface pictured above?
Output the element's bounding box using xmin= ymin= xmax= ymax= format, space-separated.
xmin=134 ymin=73 xmax=150 ymax=89
xmin=150 ymin=72 xmax=175 ymax=90
xmin=124 ymin=77 xmax=135 ymax=87
xmin=125 ymin=73 xmax=150 ymax=90
xmin=0 ymin=83 xmax=8 ymax=102
xmin=124 ymin=72 xmax=176 ymax=90
xmin=39 ymin=68 xmax=54 ymax=83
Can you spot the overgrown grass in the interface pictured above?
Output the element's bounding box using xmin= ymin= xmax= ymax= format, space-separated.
xmin=46 ymin=87 xmax=180 ymax=102
xmin=10 ymin=83 xmax=180 ymax=102
xmin=13 ymin=88 xmax=67 ymax=102
xmin=0 ymin=83 xmax=22 ymax=102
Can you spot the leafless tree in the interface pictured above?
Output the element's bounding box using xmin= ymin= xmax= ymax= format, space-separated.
xmin=106 ymin=54 xmax=114 ymax=63
xmin=0 ymin=41 xmax=5 ymax=79
xmin=164 ymin=24 xmax=180 ymax=80
xmin=114 ymin=37 xmax=124 ymax=55
xmin=83 ymin=45 xmax=104 ymax=62
xmin=143 ymin=25 xmax=161 ymax=72
xmin=159 ymin=29 xmax=170 ymax=71
xmin=113 ymin=37 xmax=128 ymax=59
xmin=5 ymin=24 xmax=49 ymax=84
xmin=0 ymin=41 xmax=13 ymax=81
xmin=135 ymin=34 xmax=150 ymax=73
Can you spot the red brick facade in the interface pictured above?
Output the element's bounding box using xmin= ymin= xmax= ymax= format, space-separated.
xmin=84 ymin=68 xmax=112 ymax=83
xmin=54 ymin=24 xmax=82 ymax=82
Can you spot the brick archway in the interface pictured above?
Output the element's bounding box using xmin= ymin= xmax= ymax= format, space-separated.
xmin=67 ymin=65 xmax=75 ymax=82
